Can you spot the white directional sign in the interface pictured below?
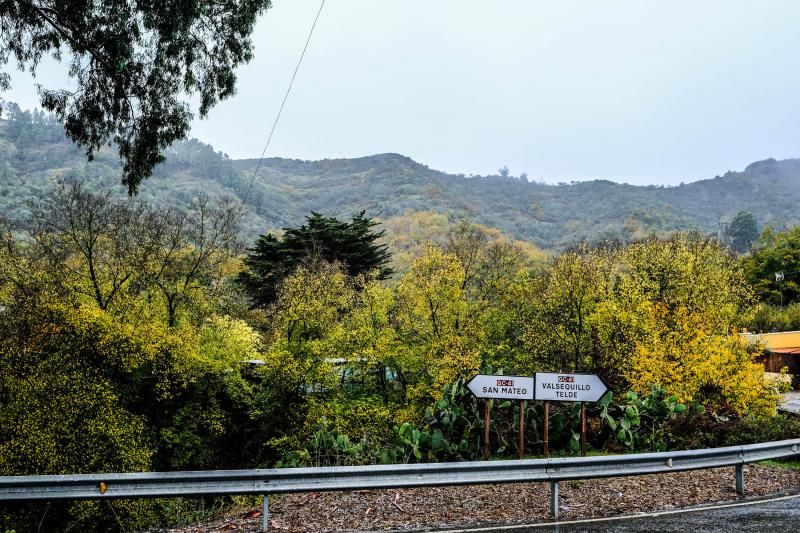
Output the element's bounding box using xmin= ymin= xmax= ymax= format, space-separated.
xmin=534 ymin=372 xmax=608 ymax=402
xmin=466 ymin=374 xmax=535 ymax=400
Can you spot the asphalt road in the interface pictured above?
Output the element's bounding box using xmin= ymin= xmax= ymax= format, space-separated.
xmin=780 ymin=391 xmax=800 ymax=415
xmin=518 ymin=495 xmax=800 ymax=533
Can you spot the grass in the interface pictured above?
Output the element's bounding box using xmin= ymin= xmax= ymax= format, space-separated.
xmin=759 ymin=459 xmax=800 ymax=470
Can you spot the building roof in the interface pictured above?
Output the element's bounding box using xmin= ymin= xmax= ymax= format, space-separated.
xmin=771 ymin=347 xmax=800 ymax=355
xmin=741 ymin=330 xmax=800 ymax=352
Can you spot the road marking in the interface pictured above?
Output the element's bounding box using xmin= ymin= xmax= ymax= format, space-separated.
xmin=438 ymin=492 xmax=800 ymax=532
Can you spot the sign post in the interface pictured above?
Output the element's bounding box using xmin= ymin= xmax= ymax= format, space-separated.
xmin=466 ymin=374 xmax=535 ymax=460
xmin=518 ymin=400 xmax=525 ymax=459
xmin=581 ymin=402 xmax=587 ymax=456
xmin=543 ymin=401 xmax=550 ymax=457
xmin=483 ymin=400 xmax=490 ymax=460
xmin=534 ymin=372 xmax=608 ymax=457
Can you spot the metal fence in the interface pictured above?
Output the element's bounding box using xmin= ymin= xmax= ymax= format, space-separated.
xmin=2 ymin=439 xmax=798 ymax=530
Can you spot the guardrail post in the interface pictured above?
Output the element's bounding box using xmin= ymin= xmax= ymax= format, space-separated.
xmin=735 ymin=464 xmax=745 ymax=496
xmin=268 ymin=494 xmax=269 ymax=531
xmin=550 ymin=481 xmax=559 ymax=519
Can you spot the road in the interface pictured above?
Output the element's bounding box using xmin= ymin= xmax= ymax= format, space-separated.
xmin=780 ymin=391 xmax=800 ymax=415
xmin=508 ymin=494 xmax=800 ymax=533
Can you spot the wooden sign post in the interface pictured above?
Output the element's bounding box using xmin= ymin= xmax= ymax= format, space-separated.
xmin=580 ymin=402 xmax=587 ymax=456
xmin=483 ymin=400 xmax=490 ymax=460
xmin=466 ymin=374 xmax=535 ymax=460
xmin=534 ymin=372 xmax=608 ymax=457
xmin=518 ymin=400 xmax=525 ymax=459
xmin=543 ymin=401 xmax=550 ymax=457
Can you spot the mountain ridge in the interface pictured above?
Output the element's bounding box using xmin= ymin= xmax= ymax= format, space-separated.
xmin=1 ymin=114 xmax=799 ymax=250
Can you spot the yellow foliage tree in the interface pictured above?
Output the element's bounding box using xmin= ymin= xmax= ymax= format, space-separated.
xmin=630 ymin=307 xmax=778 ymax=416
xmin=620 ymin=235 xmax=774 ymax=415
xmin=394 ymin=245 xmax=482 ymax=408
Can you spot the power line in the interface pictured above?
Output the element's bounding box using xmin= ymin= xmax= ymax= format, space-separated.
xmin=242 ymin=0 xmax=327 ymax=203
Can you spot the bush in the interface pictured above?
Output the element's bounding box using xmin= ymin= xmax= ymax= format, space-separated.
xmin=280 ymin=376 xmax=592 ymax=465
xmin=303 ymin=396 xmax=395 ymax=445
xmin=277 ymin=418 xmax=387 ymax=467
xmin=666 ymin=409 xmax=800 ymax=450
xmin=598 ymin=385 xmax=691 ymax=452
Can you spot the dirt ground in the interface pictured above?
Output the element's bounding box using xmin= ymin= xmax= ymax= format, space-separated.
xmin=166 ymin=464 xmax=800 ymax=532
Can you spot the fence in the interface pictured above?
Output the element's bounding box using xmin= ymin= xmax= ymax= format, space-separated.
xmin=1 ymin=439 xmax=798 ymax=530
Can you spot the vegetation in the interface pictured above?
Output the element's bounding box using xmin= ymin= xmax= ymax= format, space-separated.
xmin=2 ymin=110 xmax=800 ymax=250
xmin=1 ymin=150 xmax=799 ymax=530
xmin=0 ymin=1 xmax=272 ymax=192
xmin=745 ymin=302 xmax=800 ymax=333
xmin=239 ymin=212 xmax=392 ymax=308
xmin=727 ymin=211 xmax=759 ymax=253
xmin=743 ymin=225 xmax=800 ymax=306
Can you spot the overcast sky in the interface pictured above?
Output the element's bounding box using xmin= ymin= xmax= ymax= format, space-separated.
xmin=6 ymin=0 xmax=800 ymax=185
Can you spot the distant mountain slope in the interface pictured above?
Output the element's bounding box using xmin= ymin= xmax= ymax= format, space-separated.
xmin=1 ymin=115 xmax=799 ymax=251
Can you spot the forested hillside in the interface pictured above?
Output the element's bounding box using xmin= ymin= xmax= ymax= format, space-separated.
xmin=2 ymin=107 xmax=800 ymax=250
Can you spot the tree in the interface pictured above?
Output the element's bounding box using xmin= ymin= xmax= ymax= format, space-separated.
xmin=394 ymin=244 xmax=480 ymax=406
xmin=29 ymin=181 xmax=243 ymax=325
xmin=146 ymin=195 xmax=243 ymax=327
xmin=442 ymin=220 xmax=534 ymax=370
xmin=0 ymin=0 xmax=272 ymax=193
xmin=629 ymin=307 xmax=778 ymax=416
xmin=618 ymin=234 xmax=772 ymax=415
xmin=743 ymin=226 xmax=800 ymax=306
xmin=240 ymin=212 xmax=392 ymax=308
xmin=521 ymin=244 xmax=621 ymax=377
xmin=728 ymin=211 xmax=758 ymax=253
xmin=522 ymin=234 xmax=755 ymax=396
xmin=30 ymin=180 xmax=158 ymax=310
xmin=0 ymin=196 xmax=280 ymax=529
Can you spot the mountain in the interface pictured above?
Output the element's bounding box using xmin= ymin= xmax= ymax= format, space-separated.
xmin=2 ymin=112 xmax=799 ymax=252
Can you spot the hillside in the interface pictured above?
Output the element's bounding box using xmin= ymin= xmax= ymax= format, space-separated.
xmin=2 ymin=112 xmax=799 ymax=251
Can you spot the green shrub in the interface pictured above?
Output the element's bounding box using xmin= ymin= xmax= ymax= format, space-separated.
xmin=666 ymin=409 xmax=800 ymax=449
xmin=277 ymin=418 xmax=386 ymax=467
xmin=598 ymin=385 xmax=692 ymax=452
xmin=303 ymin=396 xmax=395 ymax=445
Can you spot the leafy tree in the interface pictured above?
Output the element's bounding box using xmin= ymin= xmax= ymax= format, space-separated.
xmin=0 ymin=203 xmax=287 ymax=529
xmin=619 ymin=235 xmax=770 ymax=414
xmin=728 ymin=211 xmax=758 ymax=253
xmin=523 ymin=233 xmax=757 ymax=402
xmin=521 ymin=244 xmax=622 ymax=377
xmin=394 ymin=244 xmax=482 ymax=408
xmin=145 ymin=195 xmax=243 ymax=327
xmin=630 ymin=307 xmax=777 ymax=416
xmin=0 ymin=0 xmax=272 ymax=193
xmin=743 ymin=226 xmax=800 ymax=306
xmin=621 ymin=233 xmax=750 ymax=331
xmin=29 ymin=181 xmax=243 ymax=326
xmin=30 ymin=180 xmax=157 ymax=310
xmin=382 ymin=211 xmax=547 ymax=276
xmin=240 ymin=212 xmax=392 ymax=308
xmin=443 ymin=220 xmax=534 ymax=371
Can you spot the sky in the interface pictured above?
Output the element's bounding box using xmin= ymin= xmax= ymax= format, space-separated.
xmin=6 ymin=0 xmax=800 ymax=185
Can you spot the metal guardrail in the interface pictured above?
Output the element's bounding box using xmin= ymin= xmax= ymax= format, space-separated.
xmin=1 ymin=439 xmax=799 ymax=529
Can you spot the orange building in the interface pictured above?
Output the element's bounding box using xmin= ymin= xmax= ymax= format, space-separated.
xmin=742 ymin=331 xmax=800 ymax=377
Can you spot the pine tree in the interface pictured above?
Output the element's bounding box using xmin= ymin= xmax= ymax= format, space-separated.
xmin=239 ymin=212 xmax=393 ymax=308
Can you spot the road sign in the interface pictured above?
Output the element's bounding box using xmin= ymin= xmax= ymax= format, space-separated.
xmin=466 ymin=374 xmax=534 ymax=400
xmin=534 ymin=372 xmax=608 ymax=402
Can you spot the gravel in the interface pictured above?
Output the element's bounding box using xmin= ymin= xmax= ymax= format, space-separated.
xmin=166 ymin=464 xmax=800 ymax=532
